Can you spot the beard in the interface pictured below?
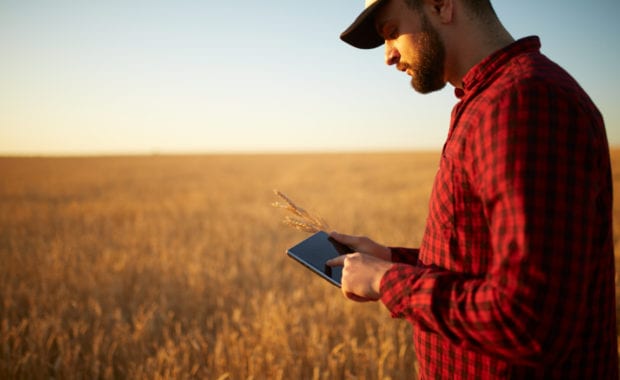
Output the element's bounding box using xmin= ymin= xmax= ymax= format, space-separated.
xmin=404 ymin=13 xmax=447 ymax=94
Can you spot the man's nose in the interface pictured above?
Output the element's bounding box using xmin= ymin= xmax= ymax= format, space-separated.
xmin=385 ymin=42 xmax=400 ymax=66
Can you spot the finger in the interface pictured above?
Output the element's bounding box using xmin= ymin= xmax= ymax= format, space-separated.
xmin=326 ymin=255 xmax=346 ymax=267
xmin=345 ymin=292 xmax=373 ymax=302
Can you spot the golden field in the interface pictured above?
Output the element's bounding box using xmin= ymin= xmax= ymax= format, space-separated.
xmin=1 ymin=151 xmax=619 ymax=379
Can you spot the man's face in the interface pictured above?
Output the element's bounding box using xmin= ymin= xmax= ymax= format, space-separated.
xmin=375 ymin=0 xmax=446 ymax=94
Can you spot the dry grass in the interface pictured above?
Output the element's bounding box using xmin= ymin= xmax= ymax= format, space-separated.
xmin=0 ymin=150 xmax=618 ymax=379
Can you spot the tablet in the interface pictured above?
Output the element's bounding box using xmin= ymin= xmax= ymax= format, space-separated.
xmin=286 ymin=231 xmax=354 ymax=287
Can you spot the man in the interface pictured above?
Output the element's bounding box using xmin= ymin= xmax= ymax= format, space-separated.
xmin=327 ymin=0 xmax=619 ymax=378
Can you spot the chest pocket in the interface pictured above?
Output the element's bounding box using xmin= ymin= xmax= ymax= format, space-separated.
xmin=430 ymin=152 xmax=456 ymax=232
xmin=421 ymin=145 xmax=491 ymax=275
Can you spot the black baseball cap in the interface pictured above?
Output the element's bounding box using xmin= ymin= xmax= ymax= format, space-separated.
xmin=340 ymin=0 xmax=389 ymax=49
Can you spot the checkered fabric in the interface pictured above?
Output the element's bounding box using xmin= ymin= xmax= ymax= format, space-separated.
xmin=381 ymin=37 xmax=618 ymax=379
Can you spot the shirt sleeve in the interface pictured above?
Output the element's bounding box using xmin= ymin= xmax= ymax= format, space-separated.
xmin=389 ymin=247 xmax=419 ymax=265
xmin=380 ymin=78 xmax=611 ymax=366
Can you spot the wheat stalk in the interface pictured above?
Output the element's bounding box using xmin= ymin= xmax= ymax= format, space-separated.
xmin=272 ymin=190 xmax=330 ymax=233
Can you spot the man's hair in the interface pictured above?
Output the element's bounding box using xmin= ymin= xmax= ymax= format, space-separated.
xmin=402 ymin=0 xmax=423 ymax=11
xmin=403 ymin=0 xmax=498 ymax=21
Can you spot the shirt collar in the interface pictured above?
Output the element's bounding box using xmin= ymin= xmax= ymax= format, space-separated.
xmin=455 ymin=36 xmax=542 ymax=99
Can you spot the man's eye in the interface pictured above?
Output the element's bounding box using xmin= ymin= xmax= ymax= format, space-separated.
xmin=387 ymin=28 xmax=398 ymax=40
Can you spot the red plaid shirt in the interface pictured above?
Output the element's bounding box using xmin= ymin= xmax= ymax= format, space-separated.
xmin=380 ymin=37 xmax=618 ymax=379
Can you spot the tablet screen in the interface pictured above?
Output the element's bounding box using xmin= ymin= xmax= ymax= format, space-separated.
xmin=286 ymin=231 xmax=354 ymax=287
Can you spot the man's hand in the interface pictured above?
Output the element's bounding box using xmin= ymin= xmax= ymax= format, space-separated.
xmin=326 ymin=232 xmax=393 ymax=302
xmin=328 ymin=231 xmax=392 ymax=261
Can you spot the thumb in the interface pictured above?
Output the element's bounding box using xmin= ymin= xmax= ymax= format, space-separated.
xmin=329 ymin=231 xmax=358 ymax=246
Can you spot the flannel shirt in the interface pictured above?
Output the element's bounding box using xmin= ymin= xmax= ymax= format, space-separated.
xmin=381 ymin=37 xmax=618 ymax=379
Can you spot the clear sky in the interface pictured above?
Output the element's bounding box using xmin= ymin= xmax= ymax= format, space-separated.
xmin=1 ymin=0 xmax=619 ymax=155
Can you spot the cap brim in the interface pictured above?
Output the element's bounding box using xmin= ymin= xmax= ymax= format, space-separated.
xmin=340 ymin=0 xmax=387 ymax=49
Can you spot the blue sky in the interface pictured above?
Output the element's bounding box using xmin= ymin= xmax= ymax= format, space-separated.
xmin=1 ymin=0 xmax=618 ymax=155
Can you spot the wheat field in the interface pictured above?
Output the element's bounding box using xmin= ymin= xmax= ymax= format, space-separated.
xmin=1 ymin=151 xmax=619 ymax=379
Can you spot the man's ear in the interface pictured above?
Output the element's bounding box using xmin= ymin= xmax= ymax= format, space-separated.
xmin=427 ymin=0 xmax=454 ymax=24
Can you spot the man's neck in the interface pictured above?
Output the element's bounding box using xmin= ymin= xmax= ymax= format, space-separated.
xmin=445 ymin=18 xmax=515 ymax=88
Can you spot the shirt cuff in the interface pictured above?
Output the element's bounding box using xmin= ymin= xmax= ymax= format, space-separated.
xmin=380 ymin=262 xmax=423 ymax=319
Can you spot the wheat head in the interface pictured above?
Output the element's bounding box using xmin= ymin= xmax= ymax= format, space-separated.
xmin=272 ymin=190 xmax=330 ymax=233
